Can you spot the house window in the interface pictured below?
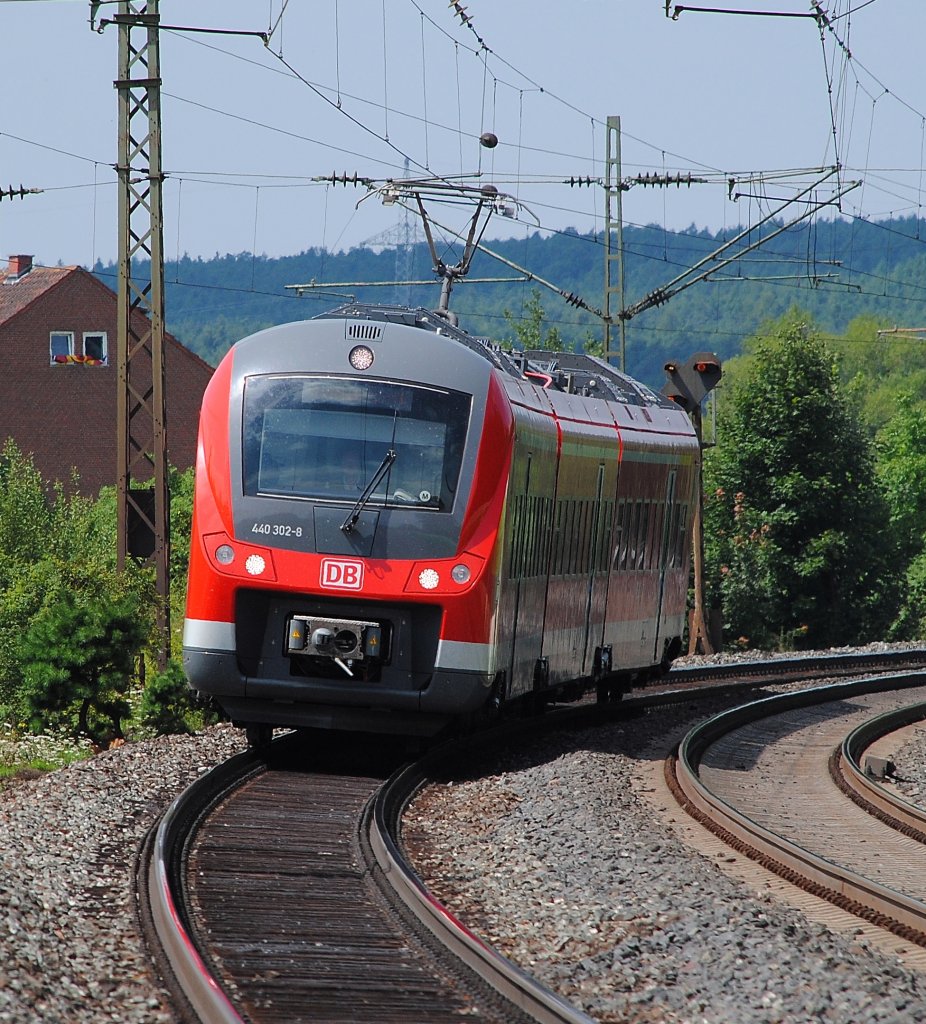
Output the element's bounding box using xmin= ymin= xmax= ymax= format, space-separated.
xmin=50 ymin=331 xmax=74 ymax=364
xmin=83 ymin=332 xmax=108 ymax=364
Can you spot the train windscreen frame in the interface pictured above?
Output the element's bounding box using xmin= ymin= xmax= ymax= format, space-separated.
xmin=242 ymin=375 xmax=472 ymax=512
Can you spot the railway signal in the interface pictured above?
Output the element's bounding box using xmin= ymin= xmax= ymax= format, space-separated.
xmin=662 ymin=352 xmax=722 ymax=410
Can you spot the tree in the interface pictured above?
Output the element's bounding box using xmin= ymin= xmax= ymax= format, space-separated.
xmin=20 ymin=590 xmax=151 ymax=748
xmin=503 ymin=290 xmax=564 ymax=351
xmin=704 ymin=313 xmax=899 ymax=649
xmin=0 ymin=443 xmax=156 ymax=724
xmin=875 ymin=393 xmax=926 ymax=637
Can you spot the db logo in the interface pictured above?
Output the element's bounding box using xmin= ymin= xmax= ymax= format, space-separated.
xmin=320 ymin=558 xmax=364 ymax=591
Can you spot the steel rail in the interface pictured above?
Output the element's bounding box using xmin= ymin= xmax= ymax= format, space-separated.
xmin=145 ymin=748 xmax=265 ymax=1024
xmin=667 ymin=647 xmax=926 ymax=686
xmin=673 ymin=671 xmax=926 ymax=942
xmin=371 ymin=744 xmax=597 ymax=1024
xmin=143 ymin=727 xmax=593 ymax=1024
xmin=836 ymin=700 xmax=926 ymax=837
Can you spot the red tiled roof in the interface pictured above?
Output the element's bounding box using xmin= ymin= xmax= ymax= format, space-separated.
xmin=0 ymin=259 xmax=214 ymax=495
xmin=0 ymin=264 xmax=74 ymax=324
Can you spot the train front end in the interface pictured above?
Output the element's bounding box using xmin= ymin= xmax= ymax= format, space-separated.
xmin=183 ymin=309 xmax=512 ymax=736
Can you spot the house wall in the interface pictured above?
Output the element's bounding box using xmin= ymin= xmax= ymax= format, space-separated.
xmin=0 ymin=267 xmax=213 ymax=496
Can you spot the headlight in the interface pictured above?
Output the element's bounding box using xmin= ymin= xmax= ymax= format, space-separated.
xmin=451 ymin=564 xmax=471 ymax=584
xmin=417 ymin=568 xmax=440 ymax=590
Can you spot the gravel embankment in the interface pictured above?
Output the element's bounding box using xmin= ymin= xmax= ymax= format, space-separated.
xmin=0 ymin=726 xmax=245 ymax=1023
xmin=2 ymin=652 xmax=926 ymax=1023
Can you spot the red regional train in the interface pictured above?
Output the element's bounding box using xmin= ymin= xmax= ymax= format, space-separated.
xmin=182 ymin=304 xmax=700 ymax=743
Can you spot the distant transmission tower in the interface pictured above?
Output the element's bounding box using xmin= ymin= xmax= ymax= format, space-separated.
xmin=395 ymin=158 xmax=414 ymax=306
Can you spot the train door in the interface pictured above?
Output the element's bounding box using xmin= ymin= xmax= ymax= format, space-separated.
xmin=581 ymin=464 xmax=610 ymax=675
xmin=651 ymin=469 xmax=677 ymax=663
xmin=505 ymin=451 xmax=557 ymax=699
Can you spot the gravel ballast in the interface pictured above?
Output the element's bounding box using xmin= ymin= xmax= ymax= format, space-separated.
xmin=406 ymin=693 xmax=926 ymax=1024
xmin=2 ymin=658 xmax=926 ymax=1022
xmin=0 ymin=726 xmax=245 ymax=1023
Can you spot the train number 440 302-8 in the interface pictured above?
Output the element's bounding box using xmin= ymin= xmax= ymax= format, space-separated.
xmin=251 ymin=522 xmax=303 ymax=538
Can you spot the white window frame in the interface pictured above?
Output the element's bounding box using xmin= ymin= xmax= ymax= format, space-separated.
xmin=82 ymin=331 xmax=108 ymax=364
xmin=49 ymin=331 xmax=74 ymax=364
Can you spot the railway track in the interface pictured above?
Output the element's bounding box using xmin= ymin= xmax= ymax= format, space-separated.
xmin=140 ymin=731 xmax=595 ymax=1024
xmin=670 ymin=671 xmax=926 ymax=952
xmin=664 ymin=645 xmax=926 ymax=688
xmin=139 ymin=650 xmax=926 ymax=1022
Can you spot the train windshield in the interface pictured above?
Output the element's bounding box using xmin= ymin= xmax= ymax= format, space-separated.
xmin=242 ymin=376 xmax=472 ymax=510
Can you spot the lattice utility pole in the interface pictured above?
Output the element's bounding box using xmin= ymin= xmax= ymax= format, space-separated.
xmin=603 ymin=116 xmax=627 ymax=372
xmin=110 ymin=1 xmax=170 ymax=665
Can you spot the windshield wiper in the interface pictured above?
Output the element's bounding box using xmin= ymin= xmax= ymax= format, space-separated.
xmin=340 ymin=449 xmax=397 ymax=533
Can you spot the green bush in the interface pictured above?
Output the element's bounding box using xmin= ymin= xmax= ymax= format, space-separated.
xmin=19 ymin=589 xmax=151 ymax=748
xmin=139 ymin=658 xmax=220 ymax=735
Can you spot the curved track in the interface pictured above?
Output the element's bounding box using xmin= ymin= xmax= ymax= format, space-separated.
xmin=671 ymin=672 xmax=926 ymax=946
xmin=141 ymin=733 xmax=594 ymax=1024
xmin=835 ymin=699 xmax=926 ymax=839
xmin=140 ymin=651 xmax=926 ymax=1022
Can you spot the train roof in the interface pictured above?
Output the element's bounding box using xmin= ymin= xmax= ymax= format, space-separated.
xmin=313 ymin=303 xmax=672 ymax=410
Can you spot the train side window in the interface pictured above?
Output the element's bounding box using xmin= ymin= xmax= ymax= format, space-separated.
xmin=676 ymin=503 xmax=690 ymax=565
xmin=625 ymin=502 xmax=639 ymax=571
xmin=564 ymin=500 xmax=576 ymax=575
xmin=576 ymin=499 xmax=587 ymax=575
xmin=597 ymin=500 xmax=613 ymax=572
xmin=571 ymin=500 xmax=581 ymax=576
xmin=508 ymin=494 xmax=522 ymax=579
xmin=582 ymin=499 xmax=595 ymax=575
xmin=666 ymin=501 xmax=689 ymax=568
xmin=666 ymin=502 xmax=679 ymax=568
xmin=529 ymin=496 xmax=543 ymax=578
xmin=652 ymin=501 xmax=667 ymax=570
xmin=525 ymin=495 xmax=537 ymax=578
xmin=552 ymin=500 xmax=564 ymax=576
xmin=646 ymin=501 xmax=661 ymax=571
xmin=671 ymin=501 xmax=688 ymax=569
xmin=536 ymin=496 xmax=553 ymax=577
xmin=614 ymin=501 xmax=628 ymax=571
xmin=635 ymin=501 xmax=648 ymax=571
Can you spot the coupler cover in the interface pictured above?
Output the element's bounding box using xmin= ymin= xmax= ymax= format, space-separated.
xmin=286 ymin=615 xmax=384 ymax=661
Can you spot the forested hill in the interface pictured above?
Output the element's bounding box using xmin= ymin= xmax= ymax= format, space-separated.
xmin=93 ymin=214 xmax=926 ymax=389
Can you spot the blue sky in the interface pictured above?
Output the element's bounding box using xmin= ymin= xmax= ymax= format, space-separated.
xmin=0 ymin=0 xmax=922 ymax=270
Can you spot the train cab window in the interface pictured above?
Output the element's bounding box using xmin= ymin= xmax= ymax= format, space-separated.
xmin=242 ymin=375 xmax=471 ymax=511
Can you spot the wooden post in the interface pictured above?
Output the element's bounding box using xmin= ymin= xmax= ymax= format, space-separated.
xmin=687 ymin=404 xmax=714 ymax=655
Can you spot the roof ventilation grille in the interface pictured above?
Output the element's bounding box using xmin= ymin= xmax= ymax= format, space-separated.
xmin=347 ymin=323 xmax=382 ymax=341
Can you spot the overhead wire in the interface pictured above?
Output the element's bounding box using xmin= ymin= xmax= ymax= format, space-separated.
xmin=11 ymin=0 xmax=926 ymax=340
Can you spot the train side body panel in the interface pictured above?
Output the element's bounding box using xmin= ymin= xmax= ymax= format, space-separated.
xmin=492 ymin=382 xmax=560 ymax=700
xmin=538 ymin=390 xmax=622 ymax=690
xmin=604 ymin=402 xmax=698 ymax=673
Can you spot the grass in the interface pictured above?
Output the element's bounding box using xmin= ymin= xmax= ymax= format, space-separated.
xmin=0 ymin=725 xmax=93 ymax=781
